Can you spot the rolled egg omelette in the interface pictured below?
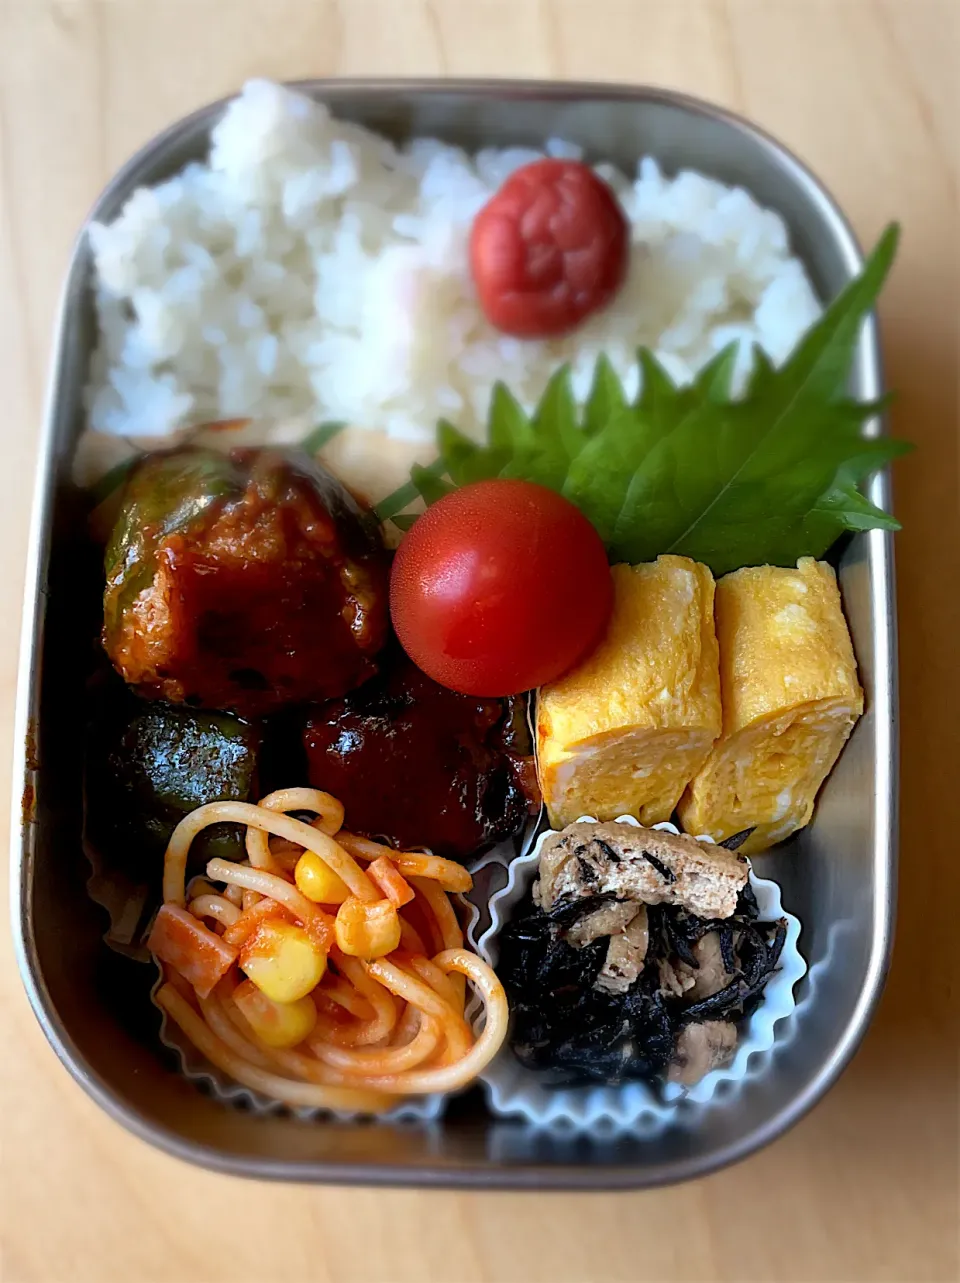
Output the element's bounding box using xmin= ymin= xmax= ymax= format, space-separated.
xmin=677 ymin=557 xmax=864 ymax=854
xmin=536 ymin=555 xmax=722 ymax=828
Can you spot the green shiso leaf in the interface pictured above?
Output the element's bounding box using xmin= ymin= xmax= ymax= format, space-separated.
xmin=410 ymin=462 xmax=456 ymax=505
xmin=622 ymin=223 xmax=905 ymax=572
xmin=582 ymin=353 xmax=628 ymax=437
xmin=387 ymin=224 xmax=911 ymax=573
xmin=300 ymin=420 xmax=347 ymax=455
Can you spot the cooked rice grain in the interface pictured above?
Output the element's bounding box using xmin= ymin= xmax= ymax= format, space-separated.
xmin=84 ymin=79 xmax=820 ymax=470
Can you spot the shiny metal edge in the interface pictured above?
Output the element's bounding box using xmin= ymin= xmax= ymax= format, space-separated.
xmin=10 ymin=77 xmax=897 ymax=1188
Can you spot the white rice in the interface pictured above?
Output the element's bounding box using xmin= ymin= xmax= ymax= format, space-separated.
xmin=80 ymin=79 xmax=821 ymax=494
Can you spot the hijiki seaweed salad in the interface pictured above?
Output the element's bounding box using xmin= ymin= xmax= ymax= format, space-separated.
xmin=77 ymin=81 xmax=909 ymax=1118
xmin=498 ymin=824 xmax=787 ymax=1087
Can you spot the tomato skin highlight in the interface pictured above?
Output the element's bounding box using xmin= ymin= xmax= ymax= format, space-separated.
xmin=389 ymin=479 xmax=613 ymax=697
xmin=470 ymin=160 xmax=629 ymax=338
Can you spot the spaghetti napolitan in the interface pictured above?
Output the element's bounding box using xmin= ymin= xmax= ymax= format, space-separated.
xmin=149 ymin=788 xmax=508 ymax=1111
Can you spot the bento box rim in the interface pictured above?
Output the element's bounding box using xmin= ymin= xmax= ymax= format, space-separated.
xmin=11 ymin=76 xmax=897 ymax=1190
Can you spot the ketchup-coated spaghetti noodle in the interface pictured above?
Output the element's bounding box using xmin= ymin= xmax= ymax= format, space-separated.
xmin=149 ymin=791 xmax=508 ymax=1112
xmin=162 ymin=799 xmax=377 ymax=906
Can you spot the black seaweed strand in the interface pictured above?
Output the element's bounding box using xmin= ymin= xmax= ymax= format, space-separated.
xmin=545 ymin=891 xmax=624 ymax=929
xmin=575 ymin=855 xmax=599 ymax=885
xmin=499 ymin=881 xmax=789 ymax=1091
xmin=719 ymin=828 xmax=755 ymax=851
xmin=635 ymin=848 xmax=676 ymax=883
xmin=594 ymin=839 xmax=621 ymax=864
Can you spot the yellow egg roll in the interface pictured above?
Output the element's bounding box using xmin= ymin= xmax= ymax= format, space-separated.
xmin=677 ymin=557 xmax=864 ymax=854
xmin=537 ymin=555 xmax=721 ymax=829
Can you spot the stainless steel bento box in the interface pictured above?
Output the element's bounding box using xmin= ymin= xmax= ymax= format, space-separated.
xmin=11 ymin=80 xmax=897 ymax=1188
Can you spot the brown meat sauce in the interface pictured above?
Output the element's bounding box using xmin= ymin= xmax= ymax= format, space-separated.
xmin=303 ymin=650 xmax=538 ymax=862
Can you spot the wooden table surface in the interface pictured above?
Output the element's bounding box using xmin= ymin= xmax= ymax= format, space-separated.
xmin=1 ymin=2 xmax=957 ymax=1280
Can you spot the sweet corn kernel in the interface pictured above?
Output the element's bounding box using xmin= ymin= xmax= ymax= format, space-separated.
xmin=294 ymin=850 xmax=350 ymax=905
xmin=239 ymin=920 xmax=326 ymax=1003
xmin=233 ymin=979 xmax=317 ymax=1048
xmin=335 ymin=896 xmax=401 ymax=959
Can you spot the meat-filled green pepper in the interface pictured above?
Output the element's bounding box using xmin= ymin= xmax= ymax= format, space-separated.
xmin=103 ymin=447 xmax=389 ymax=716
xmin=87 ymin=702 xmax=262 ymax=876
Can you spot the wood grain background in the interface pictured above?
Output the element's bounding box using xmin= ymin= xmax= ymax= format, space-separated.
xmin=1 ymin=2 xmax=957 ymax=1280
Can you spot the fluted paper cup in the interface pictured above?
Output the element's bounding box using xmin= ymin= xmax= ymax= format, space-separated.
xmin=466 ymin=817 xmax=806 ymax=1134
xmin=150 ymin=821 xmax=538 ymax=1124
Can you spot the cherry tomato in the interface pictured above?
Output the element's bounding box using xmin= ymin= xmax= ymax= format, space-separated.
xmin=470 ymin=159 xmax=629 ymax=339
xmin=390 ymin=479 xmax=613 ymax=697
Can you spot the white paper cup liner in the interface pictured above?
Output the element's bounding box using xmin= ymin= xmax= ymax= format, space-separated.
xmin=82 ymin=804 xmax=155 ymax=962
xmin=466 ymin=816 xmax=807 ymax=1134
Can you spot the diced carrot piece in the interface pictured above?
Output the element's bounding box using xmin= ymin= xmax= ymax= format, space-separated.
xmin=221 ymin=897 xmax=294 ymax=948
xmin=148 ymin=904 xmax=238 ymax=999
xmin=368 ymin=856 xmax=415 ymax=907
xmin=303 ymin=909 xmax=336 ymax=956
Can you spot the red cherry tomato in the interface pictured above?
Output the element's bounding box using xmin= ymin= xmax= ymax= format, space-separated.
xmin=470 ymin=159 xmax=629 ymax=339
xmin=390 ymin=479 xmax=613 ymax=697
